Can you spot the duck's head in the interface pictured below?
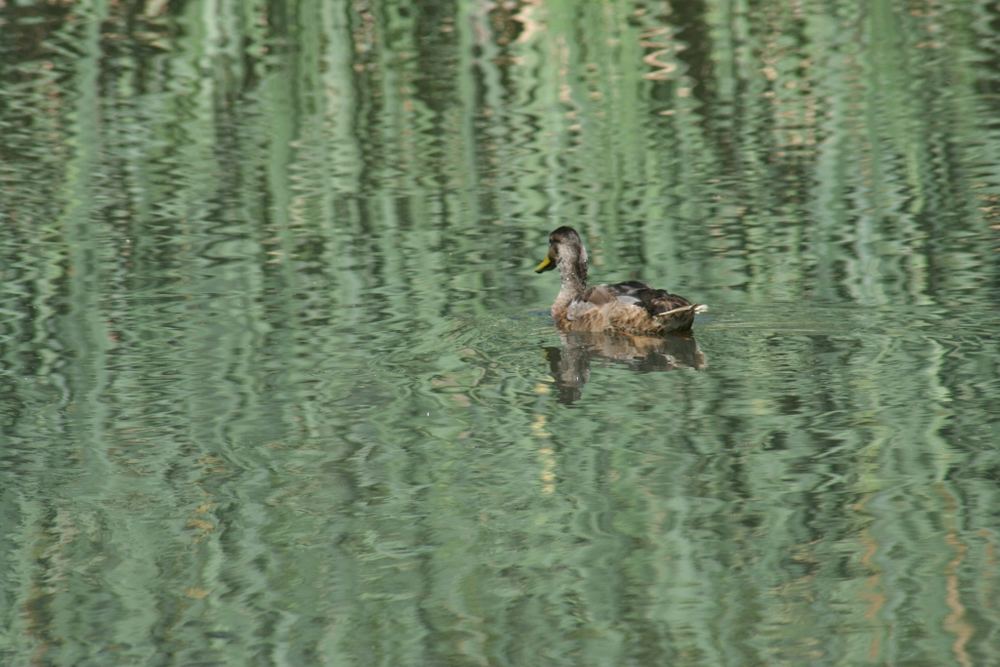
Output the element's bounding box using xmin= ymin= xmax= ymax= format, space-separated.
xmin=534 ymin=226 xmax=588 ymax=283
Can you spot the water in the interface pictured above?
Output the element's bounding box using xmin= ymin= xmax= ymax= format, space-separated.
xmin=2 ymin=1 xmax=999 ymax=665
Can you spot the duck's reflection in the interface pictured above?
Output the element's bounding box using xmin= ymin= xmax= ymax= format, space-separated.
xmin=544 ymin=332 xmax=706 ymax=404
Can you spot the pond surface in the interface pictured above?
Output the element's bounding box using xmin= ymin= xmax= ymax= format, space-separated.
xmin=2 ymin=1 xmax=1000 ymax=665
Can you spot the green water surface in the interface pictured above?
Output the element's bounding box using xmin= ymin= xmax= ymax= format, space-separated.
xmin=2 ymin=1 xmax=999 ymax=665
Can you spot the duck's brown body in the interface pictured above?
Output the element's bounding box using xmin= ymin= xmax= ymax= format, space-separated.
xmin=536 ymin=227 xmax=705 ymax=336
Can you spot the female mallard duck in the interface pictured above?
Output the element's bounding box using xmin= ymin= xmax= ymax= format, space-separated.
xmin=535 ymin=226 xmax=707 ymax=335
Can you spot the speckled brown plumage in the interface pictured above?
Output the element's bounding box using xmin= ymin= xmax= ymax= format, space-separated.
xmin=535 ymin=226 xmax=706 ymax=335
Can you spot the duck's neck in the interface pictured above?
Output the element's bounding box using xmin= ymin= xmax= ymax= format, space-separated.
xmin=552 ymin=264 xmax=587 ymax=319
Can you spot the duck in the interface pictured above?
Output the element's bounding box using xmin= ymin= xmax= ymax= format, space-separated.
xmin=534 ymin=226 xmax=707 ymax=335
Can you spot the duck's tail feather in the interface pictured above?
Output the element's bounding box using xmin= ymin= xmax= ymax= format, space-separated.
xmin=655 ymin=304 xmax=708 ymax=318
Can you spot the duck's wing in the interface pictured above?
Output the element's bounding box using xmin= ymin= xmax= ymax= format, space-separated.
xmin=565 ymin=280 xmax=681 ymax=320
xmin=599 ymin=280 xmax=693 ymax=316
xmin=566 ymin=280 xmax=699 ymax=324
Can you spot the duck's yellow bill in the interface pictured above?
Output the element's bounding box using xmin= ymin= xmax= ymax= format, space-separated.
xmin=534 ymin=257 xmax=555 ymax=273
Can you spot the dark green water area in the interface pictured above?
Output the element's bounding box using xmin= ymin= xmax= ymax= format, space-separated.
xmin=2 ymin=1 xmax=999 ymax=665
